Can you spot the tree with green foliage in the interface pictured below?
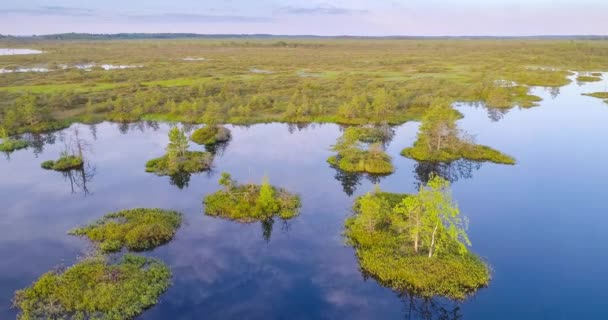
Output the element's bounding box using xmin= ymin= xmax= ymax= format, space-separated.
xmin=219 ymin=172 xmax=236 ymax=191
xmin=256 ymin=176 xmax=280 ymax=215
xmin=167 ymin=127 xmax=189 ymax=158
xmin=418 ymin=99 xmax=460 ymax=155
xmin=345 ymin=177 xmax=489 ymax=299
xmin=396 ymin=175 xmax=470 ymax=258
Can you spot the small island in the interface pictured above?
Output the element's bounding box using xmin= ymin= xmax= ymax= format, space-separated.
xmin=0 ymin=127 xmax=28 ymax=153
xmin=41 ymin=153 xmax=84 ymax=171
xmin=577 ymin=75 xmax=602 ymax=82
xmin=146 ymin=127 xmax=213 ymax=176
xmin=13 ymin=254 xmax=171 ymax=320
xmin=402 ymin=101 xmax=515 ymax=164
xmin=190 ymin=125 xmax=231 ymax=145
xmin=69 ymin=208 xmax=182 ymax=253
xmin=345 ymin=176 xmax=491 ymax=300
xmin=582 ymin=92 xmax=608 ymax=103
xmin=328 ymin=125 xmax=394 ymax=174
xmin=204 ymin=172 xmax=301 ymax=223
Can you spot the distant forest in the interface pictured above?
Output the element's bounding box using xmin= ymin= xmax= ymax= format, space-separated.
xmin=1 ymin=33 xmax=607 ymax=41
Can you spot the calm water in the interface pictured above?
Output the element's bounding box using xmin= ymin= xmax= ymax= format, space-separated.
xmin=0 ymin=49 xmax=43 ymax=56
xmin=1 ymin=74 xmax=608 ymax=319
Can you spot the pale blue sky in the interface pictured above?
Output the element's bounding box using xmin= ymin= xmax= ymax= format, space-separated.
xmin=1 ymin=0 xmax=606 ymax=36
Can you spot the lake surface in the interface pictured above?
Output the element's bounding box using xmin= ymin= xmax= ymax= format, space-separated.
xmin=0 ymin=49 xmax=43 ymax=56
xmin=1 ymin=74 xmax=608 ymax=319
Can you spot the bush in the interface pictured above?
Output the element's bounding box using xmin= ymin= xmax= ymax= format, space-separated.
xmin=69 ymin=208 xmax=182 ymax=252
xmin=191 ymin=126 xmax=231 ymax=145
xmin=40 ymin=155 xmax=83 ymax=171
xmin=13 ymin=254 xmax=171 ymax=320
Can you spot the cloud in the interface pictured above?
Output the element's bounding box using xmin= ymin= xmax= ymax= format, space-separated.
xmin=281 ymin=5 xmax=368 ymax=15
xmin=1 ymin=5 xmax=272 ymax=24
xmin=123 ymin=13 xmax=273 ymax=23
xmin=2 ymin=5 xmax=96 ymax=17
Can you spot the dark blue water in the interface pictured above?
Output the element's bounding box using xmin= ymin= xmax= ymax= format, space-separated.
xmin=1 ymin=73 xmax=607 ymax=319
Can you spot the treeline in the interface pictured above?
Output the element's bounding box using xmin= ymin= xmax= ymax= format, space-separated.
xmin=6 ymin=33 xmax=608 ymax=41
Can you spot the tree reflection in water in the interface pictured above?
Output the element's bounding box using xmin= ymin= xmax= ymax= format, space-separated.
xmin=331 ymin=166 xmax=389 ymax=197
xmin=398 ymin=291 xmax=463 ymax=320
xmin=414 ymin=160 xmax=482 ymax=187
xmin=61 ymin=163 xmax=96 ymax=196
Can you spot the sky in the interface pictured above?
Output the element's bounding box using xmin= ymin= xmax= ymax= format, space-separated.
xmin=1 ymin=0 xmax=607 ymax=36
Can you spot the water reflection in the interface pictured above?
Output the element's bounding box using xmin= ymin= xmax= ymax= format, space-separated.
xmin=414 ymin=160 xmax=482 ymax=186
xmin=331 ymin=166 xmax=388 ymax=196
xmin=398 ymin=292 xmax=462 ymax=320
xmin=60 ymin=163 xmax=96 ymax=196
xmin=117 ymin=121 xmax=160 ymax=134
xmin=169 ymin=171 xmax=192 ymax=190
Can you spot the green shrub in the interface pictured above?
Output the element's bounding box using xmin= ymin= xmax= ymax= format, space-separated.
xmin=40 ymin=155 xmax=83 ymax=171
xmin=204 ymin=174 xmax=301 ymax=222
xmin=191 ymin=126 xmax=231 ymax=145
xmin=13 ymin=254 xmax=171 ymax=320
xmin=69 ymin=208 xmax=182 ymax=252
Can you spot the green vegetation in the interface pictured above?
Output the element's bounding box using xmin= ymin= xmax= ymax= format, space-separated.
xmin=146 ymin=127 xmax=213 ymax=175
xmin=0 ymin=127 xmax=28 ymax=152
xmin=328 ymin=126 xmax=394 ymax=174
xmin=69 ymin=208 xmax=182 ymax=253
xmin=577 ymin=75 xmax=602 ymax=82
xmin=402 ymin=100 xmax=515 ymax=164
xmin=13 ymin=254 xmax=171 ymax=320
xmin=583 ymin=92 xmax=608 ymax=100
xmin=1 ymin=40 xmax=607 ymax=135
xmin=40 ymin=154 xmax=83 ymax=171
xmin=345 ymin=176 xmax=490 ymax=300
xmin=190 ymin=125 xmax=231 ymax=145
xmin=204 ymin=172 xmax=301 ymax=223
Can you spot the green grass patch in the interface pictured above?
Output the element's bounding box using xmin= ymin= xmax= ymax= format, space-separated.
xmin=0 ymin=139 xmax=28 ymax=152
xmin=13 ymin=254 xmax=171 ymax=320
xmin=345 ymin=191 xmax=490 ymax=300
xmin=190 ymin=125 xmax=231 ymax=145
xmin=145 ymin=151 xmax=213 ymax=176
xmin=327 ymin=153 xmax=394 ymax=175
xmin=577 ymin=75 xmax=602 ymax=82
xmin=583 ymin=92 xmax=608 ymax=99
xmin=204 ymin=173 xmax=301 ymax=223
xmin=402 ymin=143 xmax=515 ymax=165
xmin=69 ymin=208 xmax=182 ymax=252
xmin=41 ymin=155 xmax=83 ymax=171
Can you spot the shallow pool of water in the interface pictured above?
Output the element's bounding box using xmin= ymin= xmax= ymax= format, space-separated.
xmin=0 ymin=49 xmax=43 ymax=56
xmin=1 ymin=74 xmax=608 ymax=319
